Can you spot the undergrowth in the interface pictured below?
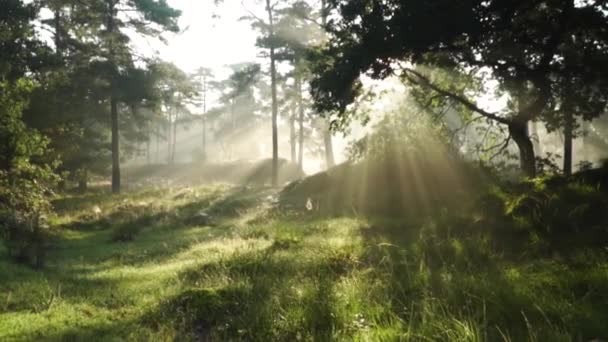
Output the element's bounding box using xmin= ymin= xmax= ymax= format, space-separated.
xmin=1 ymin=177 xmax=607 ymax=341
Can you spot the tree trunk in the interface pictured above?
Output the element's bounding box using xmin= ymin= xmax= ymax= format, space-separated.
xmin=298 ymin=110 xmax=304 ymax=171
xmin=171 ymin=112 xmax=178 ymax=164
xmin=320 ymin=0 xmax=335 ymax=169
xmin=53 ymin=7 xmax=63 ymax=57
xmin=107 ymin=0 xmax=120 ymax=193
xmin=297 ymin=74 xmax=304 ymax=171
xmin=167 ymin=119 xmax=171 ymax=164
xmin=202 ymin=116 xmax=207 ymax=162
xmin=509 ymin=121 xmax=536 ymax=178
xmin=266 ymin=0 xmax=279 ymax=186
xmin=290 ymin=109 xmax=296 ymax=163
xmin=581 ymin=120 xmax=589 ymax=162
xmin=529 ymin=121 xmax=543 ymax=158
xmin=111 ymin=96 xmax=120 ymax=193
xmin=563 ymin=110 xmax=573 ymax=176
xmin=323 ymin=122 xmax=335 ymax=169
xmin=155 ymin=122 xmax=160 ymax=163
xmin=202 ymin=74 xmax=207 ymax=162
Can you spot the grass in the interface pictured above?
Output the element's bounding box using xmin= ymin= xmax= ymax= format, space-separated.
xmin=1 ymin=183 xmax=607 ymax=341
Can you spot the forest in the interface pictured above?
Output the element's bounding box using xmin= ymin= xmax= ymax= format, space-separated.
xmin=1 ymin=0 xmax=608 ymax=341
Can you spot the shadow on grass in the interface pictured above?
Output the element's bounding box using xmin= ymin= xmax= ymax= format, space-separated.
xmin=55 ymin=185 xmax=274 ymax=236
xmin=146 ymin=242 xmax=346 ymax=341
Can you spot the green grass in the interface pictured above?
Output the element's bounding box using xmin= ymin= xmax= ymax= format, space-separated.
xmin=1 ymin=184 xmax=607 ymax=341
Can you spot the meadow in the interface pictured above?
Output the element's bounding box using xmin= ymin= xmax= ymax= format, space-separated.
xmin=1 ymin=179 xmax=607 ymax=341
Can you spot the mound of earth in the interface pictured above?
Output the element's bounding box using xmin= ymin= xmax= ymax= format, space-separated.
xmin=280 ymin=156 xmax=482 ymax=216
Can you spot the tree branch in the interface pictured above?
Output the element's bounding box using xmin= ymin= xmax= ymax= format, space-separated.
xmin=402 ymin=68 xmax=513 ymax=126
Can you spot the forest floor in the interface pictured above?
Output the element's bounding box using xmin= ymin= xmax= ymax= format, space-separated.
xmin=1 ymin=184 xmax=607 ymax=341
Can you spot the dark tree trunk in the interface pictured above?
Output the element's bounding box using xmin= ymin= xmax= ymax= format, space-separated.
xmin=266 ymin=0 xmax=279 ymax=186
xmin=107 ymin=0 xmax=120 ymax=193
xmin=111 ymin=97 xmax=120 ymax=193
xmin=53 ymin=8 xmax=63 ymax=56
xmin=320 ymin=0 xmax=335 ymax=170
xmin=581 ymin=120 xmax=589 ymax=161
xmin=563 ymin=110 xmax=573 ymax=176
xmin=297 ymin=73 xmax=304 ymax=171
xmin=509 ymin=121 xmax=536 ymax=178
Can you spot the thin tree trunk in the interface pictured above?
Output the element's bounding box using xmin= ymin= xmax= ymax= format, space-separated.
xmin=167 ymin=119 xmax=171 ymax=164
xmin=563 ymin=110 xmax=573 ymax=176
xmin=320 ymin=0 xmax=335 ymax=169
xmin=202 ymin=116 xmax=207 ymax=162
xmin=107 ymin=0 xmax=120 ymax=193
xmin=581 ymin=120 xmax=589 ymax=162
xmin=290 ymin=108 xmax=296 ymax=163
xmin=297 ymin=73 xmax=304 ymax=171
xmin=111 ymin=96 xmax=120 ymax=193
xmin=155 ymin=121 xmax=160 ymax=163
xmin=266 ymin=0 xmax=279 ymax=186
xmin=53 ymin=7 xmax=63 ymax=56
xmin=171 ymin=112 xmax=178 ymax=164
xmin=202 ymin=74 xmax=207 ymax=162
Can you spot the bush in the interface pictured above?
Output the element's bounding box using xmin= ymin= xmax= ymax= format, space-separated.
xmin=0 ymin=210 xmax=48 ymax=267
xmin=0 ymin=171 xmax=55 ymax=268
xmin=111 ymin=223 xmax=142 ymax=242
xmin=0 ymin=79 xmax=57 ymax=267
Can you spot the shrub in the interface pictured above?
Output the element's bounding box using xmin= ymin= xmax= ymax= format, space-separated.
xmin=0 ymin=80 xmax=57 ymax=267
xmin=0 ymin=170 xmax=55 ymax=268
xmin=111 ymin=223 xmax=142 ymax=242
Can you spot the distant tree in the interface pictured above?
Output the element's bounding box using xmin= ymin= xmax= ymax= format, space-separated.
xmin=151 ymin=63 xmax=196 ymax=164
xmin=211 ymin=63 xmax=262 ymax=161
xmin=192 ymin=67 xmax=214 ymax=162
xmin=240 ymin=0 xmax=284 ymax=185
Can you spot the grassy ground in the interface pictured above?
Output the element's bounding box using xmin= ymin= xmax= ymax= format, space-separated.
xmin=1 ymin=184 xmax=607 ymax=341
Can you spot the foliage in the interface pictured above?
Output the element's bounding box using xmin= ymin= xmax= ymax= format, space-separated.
xmin=310 ymin=0 xmax=608 ymax=176
xmin=0 ymin=80 xmax=58 ymax=267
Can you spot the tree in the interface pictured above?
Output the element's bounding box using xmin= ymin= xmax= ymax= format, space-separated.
xmin=1 ymin=0 xmax=53 ymax=82
xmin=208 ymin=63 xmax=262 ymax=161
xmin=97 ymin=0 xmax=181 ymax=192
xmin=241 ymin=0 xmax=282 ymax=185
xmin=192 ymin=67 xmax=214 ymax=162
xmin=310 ymin=0 xmax=608 ymax=177
xmin=265 ymin=0 xmax=280 ymax=185
xmin=151 ymin=62 xmax=196 ymax=164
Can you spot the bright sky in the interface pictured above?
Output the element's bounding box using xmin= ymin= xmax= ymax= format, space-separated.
xmin=157 ymin=1 xmax=259 ymax=76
